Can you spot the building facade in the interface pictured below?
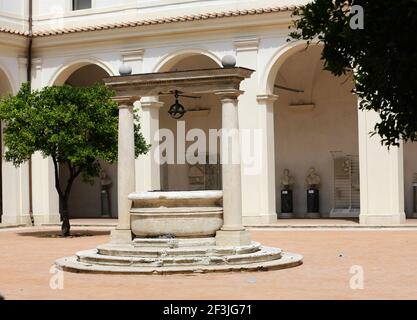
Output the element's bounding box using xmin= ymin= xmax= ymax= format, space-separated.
xmin=0 ymin=0 xmax=413 ymax=226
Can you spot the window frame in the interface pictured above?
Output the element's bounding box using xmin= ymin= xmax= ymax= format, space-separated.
xmin=72 ymin=0 xmax=93 ymax=11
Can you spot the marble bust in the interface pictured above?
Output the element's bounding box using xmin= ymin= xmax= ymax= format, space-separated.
xmin=306 ymin=167 xmax=321 ymax=189
xmin=100 ymin=170 xmax=112 ymax=190
xmin=281 ymin=169 xmax=294 ymax=190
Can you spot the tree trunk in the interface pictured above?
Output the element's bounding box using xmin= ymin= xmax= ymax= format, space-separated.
xmin=61 ymin=196 xmax=71 ymax=237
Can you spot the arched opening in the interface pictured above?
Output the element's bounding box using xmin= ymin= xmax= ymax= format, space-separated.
xmin=0 ymin=67 xmax=14 ymax=222
xmin=51 ymin=59 xmax=114 ymax=86
xmin=54 ymin=63 xmax=117 ymax=219
xmin=271 ymin=44 xmax=360 ymax=219
xmin=157 ymin=53 xmax=223 ymax=191
xmin=155 ymin=50 xmax=222 ymax=73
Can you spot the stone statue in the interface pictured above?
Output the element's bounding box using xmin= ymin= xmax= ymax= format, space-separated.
xmin=100 ymin=170 xmax=112 ymax=189
xmin=306 ymin=167 xmax=321 ymax=189
xmin=343 ymin=159 xmax=351 ymax=175
xmin=100 ymin=170 xmax=112 ymax=217
xmin=281 ymin=169 xmax=294 ymax=190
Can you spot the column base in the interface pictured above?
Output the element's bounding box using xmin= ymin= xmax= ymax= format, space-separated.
xmin=1 ymin=214 xmax=32 ymax=226
xmin=33 ymin=213 xmax=61 ymax=226
xmin=215 ymin=229 xmax=251 ymax=246
xmin=111 ymin=229 xmax=133 ymax=244
xmin=243 ymin=214 xmax=277 ymax=225
xmin=359 ymin=212 xmax=406 ymax=225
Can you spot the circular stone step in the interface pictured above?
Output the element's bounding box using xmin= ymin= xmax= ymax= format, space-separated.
xmin=132 ymin=237 xmax=216 ymax=248
xmin=77 ymin=246 xmax=282 ymax=267
xmin=55 ymin=252 xmax=303 ymax=275
xmin=96 ymin=242 xmax=262 ymax=257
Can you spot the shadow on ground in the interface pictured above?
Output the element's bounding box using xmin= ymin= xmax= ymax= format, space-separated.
xmin=16 ymin=230 xmax=110 ymax=238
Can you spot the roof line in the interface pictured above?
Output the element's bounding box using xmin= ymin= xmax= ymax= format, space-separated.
xmin=0 ymin=5 xmax=302 ymax=38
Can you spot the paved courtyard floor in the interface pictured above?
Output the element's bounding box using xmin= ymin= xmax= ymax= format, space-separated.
xmin=1 ymin=226 xmax=417 ymax=300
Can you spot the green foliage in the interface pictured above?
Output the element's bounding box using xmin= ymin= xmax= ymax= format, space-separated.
xmin=0 ymin=82 xmax=149 ymax=198
xmin=290 ymin=0 xmax=417 ymax=146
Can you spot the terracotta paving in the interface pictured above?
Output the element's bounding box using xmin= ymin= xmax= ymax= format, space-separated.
xmin=1 ymin=226 xmax=417 ymax=300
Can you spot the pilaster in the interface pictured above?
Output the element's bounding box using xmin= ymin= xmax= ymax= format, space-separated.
xmin=358 ymin=107 xmax=406 ymax=225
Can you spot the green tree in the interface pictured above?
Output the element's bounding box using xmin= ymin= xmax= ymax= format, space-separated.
xmin=290 ymin=0 xmax=417 ymax=146
xmin=0 ymin=83 xmax=149 ymax=236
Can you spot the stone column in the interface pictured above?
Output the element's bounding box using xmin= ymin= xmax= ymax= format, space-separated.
xmin=135 ymin=97 xmax=164 ymax=192
xmin=1 ymin=155 xmax=31 ymax=225
xmin=31 ymin=154 xmax=61 ymax=225
xmin=255 ymin=94 xmax=279 ymax=224
xmin=215 ymin=91 xmax=251 ymax=246
xmin=234 ymin=38 xmax=277 ymax=225
xmin=358 ymin=106 xmax=406 ymax=225
xmin=30 ymin=58 xmax=61 ymax=225
xmin=111 ymin=96 xmax=138 ymax=243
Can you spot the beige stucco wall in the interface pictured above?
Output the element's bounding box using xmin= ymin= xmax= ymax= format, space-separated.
xmin=274 ymin=47 xmax=358 ymax=216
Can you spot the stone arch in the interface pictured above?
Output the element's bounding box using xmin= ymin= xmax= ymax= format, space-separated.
xmin=270 ymin=40 xmax=359 ymax=218
xmin=0 ymin=64 xmax=16 ymax=94
xmin=154 ymin=49 xmax=223 ymax=192
xmin=261 ymin=40 xmax=322 ymax=95
xmin=153 ymin=48 xmax=222 ymax=73
xmin=49 ymin=58 xmax=116 ymax=86
xmin=51 ymin=58 xmax=117 ymax=219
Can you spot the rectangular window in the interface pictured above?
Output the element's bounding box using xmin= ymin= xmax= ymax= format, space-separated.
xmin=72 ymin=0 xmax=92 ymax=11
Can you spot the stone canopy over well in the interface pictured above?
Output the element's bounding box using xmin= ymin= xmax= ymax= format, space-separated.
xmin=55 ymin=65 xmax=303 ymax=274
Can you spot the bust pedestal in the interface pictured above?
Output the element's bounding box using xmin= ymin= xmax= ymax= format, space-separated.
xmin=306 ymin=187 xmax=320 ymax=219
xmin=280 ymin=188 xmax=294 ymax=219
xmin=100 ymin=187 xmax=111 ymax=217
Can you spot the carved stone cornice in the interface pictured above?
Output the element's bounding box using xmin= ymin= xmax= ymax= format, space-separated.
xmin=104 ymin=67 xmax=254 ymax=98
xmin=113 ymin=95 xmax=140 ymax=107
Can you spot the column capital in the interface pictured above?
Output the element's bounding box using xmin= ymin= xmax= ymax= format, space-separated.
xmin=140 ymin=96 xmax=164 ymax=109
xmin=113 ymin=95 xmax=140 ymax=107
xmin=215 ymin=90 xmax=244 ymax=101
xmin=256 ymin=94 xmax=279 ymax=103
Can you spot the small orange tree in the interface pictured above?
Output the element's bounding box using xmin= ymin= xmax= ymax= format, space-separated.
xmin=0 ymin=83 xmax=149 ymax=236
